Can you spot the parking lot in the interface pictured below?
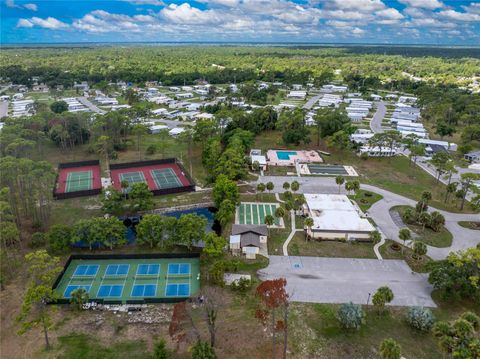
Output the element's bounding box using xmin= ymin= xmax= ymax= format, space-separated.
xmin=258 ymin=256 xmax=436 ymax=307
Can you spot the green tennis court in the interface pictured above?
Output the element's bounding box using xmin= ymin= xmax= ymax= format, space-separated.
xmin=54 ymin=257 xmax=200 ymax=303
xmin=65 ymin=171 xmax=93 ymax=193
xmin=237 ymin=203 xmax=280 ymax=226
xmin=150 ymin=168 xmax=182 ymax=189
xmin=119 ymin=171 xmax=147 ymax=191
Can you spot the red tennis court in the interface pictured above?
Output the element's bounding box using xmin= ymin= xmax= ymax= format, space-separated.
xmin=54 ymin=161 xmax=102 ymax=199
xmin=109 ymin=159 xmax=194 ymax=196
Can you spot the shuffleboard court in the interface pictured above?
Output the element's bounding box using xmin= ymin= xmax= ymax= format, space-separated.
xmin=236 ymin=202 xmax=283 ymax=227
xmin=54 ymin=256 xmax=200 ymax=303
xmin=150 ymin=168 xmax=182 ymax=189
xmin=65 ymin=170 xmax=93 ymax=193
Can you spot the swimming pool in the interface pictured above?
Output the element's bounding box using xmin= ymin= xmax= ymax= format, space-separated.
xmin=276 ymin=151 xmax=297 ymax=160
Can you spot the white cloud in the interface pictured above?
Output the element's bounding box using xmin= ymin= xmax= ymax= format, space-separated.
xmin=197 ymin=0 xmax=240 ymax=6
xmin=6 ymin=0 xmax=38 ymax=11
xmin=121 ymin=0 xmax=165 ymax=5
xmin=352 ymin=27 xmax=366 ymax=35
xmin=160 ymin=3 xmax=223 ymax=25
xmin=376 ymin=8 xmax=403 ymax=20
xmin=16 ymin=18 xmax=33 ymax=28
xmin=437 ymin=9 xmax=480 ymax=22
xmin=17 ymin=16 xmax=68 ymax=29
xmin=398 ymin=0 xmax=443 ymax=10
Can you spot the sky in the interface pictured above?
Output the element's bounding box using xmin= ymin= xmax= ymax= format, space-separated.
xmin=1 ymin=0 xmax=480 ymax=45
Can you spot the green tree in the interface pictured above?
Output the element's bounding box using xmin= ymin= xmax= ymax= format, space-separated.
xmin=174 ymin=214 xmax=207 ymax=250
xmin=203 ymin=232 xmax=226 ymax=258
xmin=431 ymin=152 xmax=451 ymax=184
xmin=212 ymin=175 xmax=239 ymax=208
xmin=17 ymin=250 xmax=62 ymax=350
xmin=256 ymin=183 xmax=266 ymax=201
xmin=459 ymin=173 xmax=480 ymax=210
xmin=274 ymin=207 xmax=286 ymax=222
xmin=398 ymin=228 xmax=411 ymax=252
xmin=283 ymin=182 xmax=290 ymax=191
xmin=418 ymin=212 xmax=431 ymax=232
xmin=135 ymin=214 xmax=165 ymax=248
xmin=433 ymin=312 xmax=480 ymax=358
xmin=190 ymin=341 xmax=217 ymax=359
xmin=128 ymin=182 xmax=154 ymax=212
xmin=335 ymin=176 xmax=345 ymax=194
xmin=313 ymin=108 xmax=350 ymax=146
xmin=50 ymin=100 xmax=68 ymax=114
xmin=429 ymin=211 xmax=445 ymax=231
xmin=304 ymin=217 xmax=314 ymax=241
xmin=409 ymin=144 xmax=425 ymax=168
xmin=379 ymin=338 xmax=401 ymax=359
xmin=132 ymin=124 xmax=148 ymax=158
xmin=290 ymin=181 xmax=300 ymax=193
xmin=412 ymin=241 xmax=427 ymax=260
xmin=266 ymin=181 xmax=274 ymax=193
xmin=372 ymin=286 xmax=394 ymax=314
xmin=100 ymin=187 xmax=124 ymax=215
xmin=264 ymin=214 xmax=274 ymax=236
xmin=46 ymin=224 xmax=72 ymax=253
xmin=70 ymin=288 xmax=89 ymax=311
xmin=215 ymin=199 xmax=236 ymax=227
xmin=0 ymin=221 xmax=20 ymax=250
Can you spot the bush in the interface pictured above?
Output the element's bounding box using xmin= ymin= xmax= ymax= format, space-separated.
xmin=30 ymin=232 xmax=46 ymax=248
xmin=146 ymin=144 xmax=157 ymax=155
xmin=406 ymin=306 xmax=435 ymax=331
xmin=190 ymin=341 xmax=217 ymax=359
xmin=208 ymin=262 xmax=225 ymax=287
xmin=153 ymin=339 xmax=171 ymax=359
xmin=231 ymin=277 xmax=252 ymax=293
xmin=337 ymin=302 xmax=365 ymax=330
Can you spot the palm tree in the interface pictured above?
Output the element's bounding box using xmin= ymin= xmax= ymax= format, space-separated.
xmin=256 ymin=183 xmax=266 ymax=201
xmin=335 ymin=176 xmax=345 ymax=194
xmin=398 ymin=228 xmax=411 ymax=254
xmin=379 ymin=338 xmax=401 ymax=359
xmin=412 ymin=241 xmax=427 ymax=260
xmin=266 ymin=181 xmax=274 ymax=194
xmin=351 ymin=180 xmax=360 ymax=194
xmin=274 ymin=206 xmax=286 ymax=221
xmin=120 ymin=179 xmax=129 ymax=199
xmin=290 ymin=180 xmax=300 ymax=194
xmin=283 ymin=182 xmax=290 ymax=191
xmin=304 ymin=217 xmax=314 ymax=241
xmin=444 ymin=182 xmax=457 ymax=204
xmin=264 ymin=214 xmax=274 ymax=237
xmin=345 ymin=181 xmax=354 ymax=195
xmin=70 ymin=288 xmax=89 ymax=310
xmin=418 ymin=212 xmax=431 ymax=232
xmin=421 ymin=191 xmax=432 ymax=207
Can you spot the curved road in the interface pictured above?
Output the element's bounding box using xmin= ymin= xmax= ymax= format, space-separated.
xmin=254 ymin=176 xmax=480 ymax=260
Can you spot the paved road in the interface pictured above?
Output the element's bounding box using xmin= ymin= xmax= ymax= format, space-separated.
xmin=303 ymin=94 xmax=322 ymax=110
xmin=0 ymin=101 xmax=7 ymax=119
xmin=152 ymin=118 xmax=191 ymax=129
xmin=78 ymin=97 xmax=106 ymax=114
xmin=258 ymin=256 xmax=436 ymax=307
xmin=370 ymin=101 xmax=387 ymax=133
xmin=255 ymin=176 xmax=480 ymax=260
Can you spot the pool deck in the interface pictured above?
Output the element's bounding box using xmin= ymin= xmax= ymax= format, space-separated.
xmin=266 ymin=149 xmax=323 ymax=166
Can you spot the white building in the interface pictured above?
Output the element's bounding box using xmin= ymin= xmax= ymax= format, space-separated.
xmin=359 ymin=145 xmax=397 ymax=157
xmin=177 ymin=92 xmax=193 ymax=99
xmin=287 ymin=90 xmax=307 ymax=99
xmin=169 ymin=127 xmax=185 ymax=137
xmin=150 ymin=125 xmax=169 ymax=134
xmin=304 ymin=194 xmax=375 ymax=241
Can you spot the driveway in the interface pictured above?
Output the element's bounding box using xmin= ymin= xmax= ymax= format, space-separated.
xmin=78 ymin=97 xmax=107 ymax=114
xmin=370 ymin=101 xmax=387 ymax=133
xmin=0 ymin=101 xmax=7 ymax=119
xmin=303 ymin=94 xmax=322 ymax=110
xmin=258 ymin=256 xmax=436 ymax=307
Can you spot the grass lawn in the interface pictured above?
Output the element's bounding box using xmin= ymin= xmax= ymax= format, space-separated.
xmin=265 ymin=165 xmax=296 ymax=176
xmin=348 ymin=189 xmax=383 ymax=212
xmin=458 ymin=221 xmax=480 ymax=230
xmin=54 ymin=334 xmax=151 ymax=359
xmin=288 ymin=233 xmax=377 ymax=259
xmin=268 ymin=212 xmax=292 ymax=255
xmin=393 ymin=206 xmax=453 ymax=248
xmin=380 ymin=240 xmax=432 ymax=273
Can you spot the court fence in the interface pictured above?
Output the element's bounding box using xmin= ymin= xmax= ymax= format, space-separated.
xmin=110 ymin=158 xmax=196 ymax=196
xmin=51 ymin=253 xmax=200 ymax=305
xmin=54 ymin=160 xmax=102 ymax=200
